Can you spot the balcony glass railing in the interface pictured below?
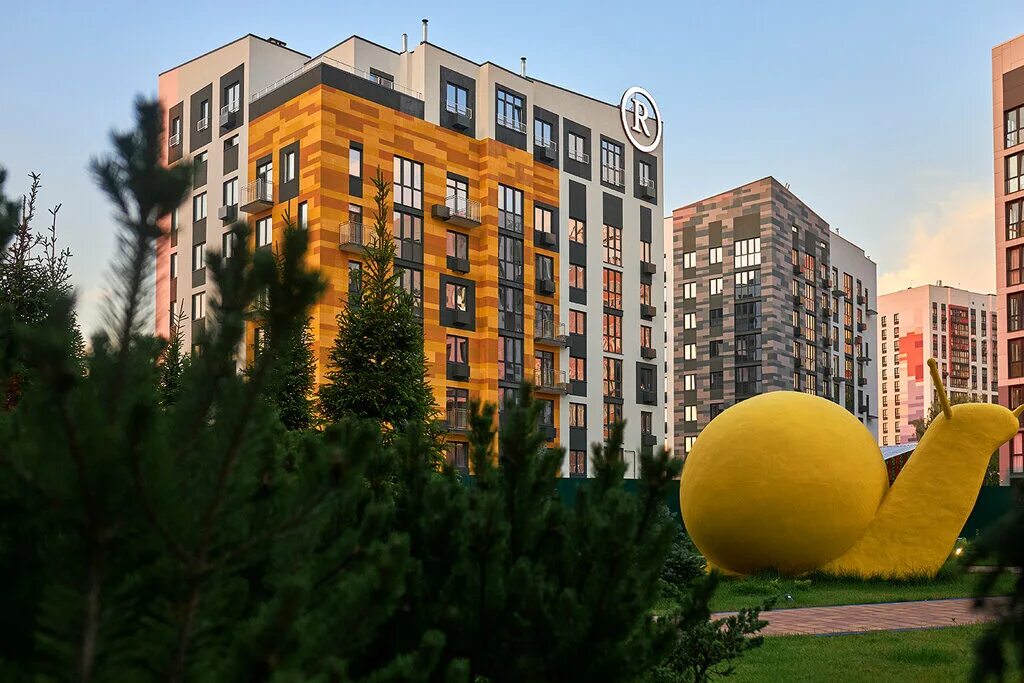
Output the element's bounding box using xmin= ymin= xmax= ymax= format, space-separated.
xmin=445 ymin=194 xmax=481 ymax=223
xmin=601 ymin=164 xmax=624 ymax=186
xmin=446 ymin=100 xmax=473 ymax=118
xmin=340 ymin=221 xmax=367 ymax=247
xmin=196 ymin=116 xmax=210 ymax=132
xmin=497 ymin=114 xmax=527 ymax=134
xmin=568 ymin=149 xmax=590 ymax=164
xmin=534 ymin=318 xmax=566 ymax=340
xmin=241 ymin=179 xmax=273 ymax=206
xmin=250 ymin=56 xmax=423 ymax=103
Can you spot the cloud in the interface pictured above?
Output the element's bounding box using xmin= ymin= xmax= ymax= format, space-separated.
xmin=877 ymin=183 xmax=996 ymax=296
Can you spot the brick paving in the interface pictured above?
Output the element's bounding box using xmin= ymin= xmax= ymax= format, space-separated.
xmin=713 ymin=597 xmax=1009 ymax=636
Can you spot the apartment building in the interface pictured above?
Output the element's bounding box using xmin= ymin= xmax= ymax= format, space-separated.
xmin=157 ymin=24 xmax=665 ymax=477
xmin=876 ymin=284 xmax=997 ymax=448
xmin=992 ymin=34 xmax=1024 ymax=481
xmin=669 ymin=177 xmax=877 ymax=458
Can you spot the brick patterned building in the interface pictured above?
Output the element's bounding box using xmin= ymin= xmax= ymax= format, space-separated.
xmin=157 ymin=27 xmax=665 ymax=476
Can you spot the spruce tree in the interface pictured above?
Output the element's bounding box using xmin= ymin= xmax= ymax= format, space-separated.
xmin=318 ymin=170 xmax=439 ymax=443
xmin=157 ymin=305 xmax=188 ymax=406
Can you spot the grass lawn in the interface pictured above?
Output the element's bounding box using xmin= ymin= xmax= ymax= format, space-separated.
xmin=729 ymin=625 xmax=1016 ymax=682
xmin=707 ymin=565 xmax=1016 ymax=613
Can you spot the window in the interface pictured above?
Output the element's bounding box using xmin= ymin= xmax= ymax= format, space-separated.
xmin=498 ymin=335 xmax=524 ymax=382
xmin=446 ymin=176 xmax=469 ymax=213
xmin=569 ymin=356 xmax=586 ymax=382
xmin=393 ymin=156 xmax=422 ymax=209
xmin=710 ymin=340 xmax=723 ymax=358
xmin=496 ymin=89 xmax=525 ymax=132
xmin=734 ymin=237 xmax=761 ymax=268
xmin=638 ymin=161 xmax=652 ymax=189
xmin=221 ymin=232 xmax=234 ymax=259
xmin=348 ymin=262 xmax=362 ymax=304
xmin=570 ymin=264 xmax=586 ymax=290
xmin=256 ymin=159 xmax=273 ymax=185
xmin=253 ymin=327 xmax=267 ymax=356
xmin=535 ymin=205 xmax=554 ymax=235
xmin=709 ymin=246 xmax=722 ymax=264
xmin=498 ymin=235 xmax=523 ymax=282
xmin=710 ymin=308 xmax=723 ymax=329
xmin=683 ymin=313 xmax=696 ymax=330
xmin=192 ymin=242 xmax=205 ymax=271
xmin=498 ymin=184 xmax=524 ymax=232
xmin=600 ymin=139 xmax=624 ymax=186
xmin=535 ymin=118 xmax=553 ymax=148
xmin=602 ymin=224 xmax=622 ymax=265
xmin=369 ymin=71 xmax=394 ymax=89
xmin=568 ymin=132 xmax=588 ymax=163
xmin=170 ymin=116 xmax=181 ymax=145
xmin=683 ymin=251 xmax=696 ymax=269
xmin=683 ymin=343 xmax=697 ymax=360
xmin=735 ymin=269 xmax=761 ymax=299
xmin=224 ymin=81 xmax=240 ymax=113
xmin=641 ymin=324 xmax=652 ymax=349
xmin=570 ymin=403 xmax=587 ymax=428
xmin=536 ymin=254 xmax=554 ymax=283
xmin=569 ymin=449 xmax=587 ymax=477
xmin=393 ymin=212 xmax=423 ymax=261
xmin=1010 ymin=338 xmax=1024 ymax=379
xmin=170 ymin=253 xmax=178 ymax=278
xmin=444 ymin=282 xmax=468 ymax=312
xmin=684 ymin=405 xmax=697 ymax=423
xmin=349 ymin=144 xmax=362 ymax=180
xmin=198 ymin=99 xmax=210 ymax=129
xmin=683 ymin=282 xmax=696 ymax=299
xmin=498 ymin=285 xmax=524 ymax=333
xmin=192 ymin=292 xmax=205 ymax=320
xmin=569 ymin=309 xmax=586 ymax=335
xmin=193 ymin=193 xmax=207 ymax=221
xmin=735 ymin=334 xmax=762 ymax=363
xmin=446 ymin=82 xmax=469 ymax=115
xmin=1009 ymin=292 xmax=1024 ymax=332
xmin=1008 ymin=105 xmax=1024 ymax=148
xmin=256 ymin=217 xmax=272 ymax=247
xmin=603 ymin=268 xmax=622 ymax=309
xmin=683 ymin=374 xmax=695 ymax=391
xmin=710 ymin=372 xmax=723 ymax=391
xmin=569 ymin=217 xmax=586 ymax=244
xmin=447 ymin=443 xmax=468 ymax=472
xmin=640 ymin=282 xmax=653 ymax=306
xmin=223 ymin=178 xmax=238 ymax=208
xmin=447 ymin=231 xmax=469 ymax=261
xmin=297 ymin=201 xmax=308 ymax=230
xmin=283 ymin=150 xmax=296 ymax=183
xmin=398 ymin=267 xmax=423 ymax=311
xmin=736 ymin=365 xmax=762 ymax=395
xmin=603 ymin=357 xmax=622 ymax=397
xmin=641 ymin=239 xmax=652 ymax=264
xmin=710 ymin=277 xmax=723 ymax=296
xmin=1009 ymin=245 xmax=1024 ymax=286
xmin=603 ymin=313 xmax=622 ymax=353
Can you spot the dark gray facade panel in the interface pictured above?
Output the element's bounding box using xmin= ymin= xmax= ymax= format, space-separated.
xmin=189 ymin=83 xmax=213 ymax=153
xmin=562 ymin=118 xmax=592 ymax=181
xmin=493 ymin=83 xmax=527 ymax=151
xmin=438 ymin=274 xmax=476 ymax=331
xmin=439 ymin=66 xmax=476 ymax=137
xmin=278 ymin=140 xmax=300 ymax=203
xmin=219 ymin=64 xmax=245 ymax=135
xmin=223 ymin=137 xmax=239 ymax=174
xmin=568 ymin=180 xmax=587 ymax=220
xmin=640 ymin=206 xmax=652 ymax=242
xmin=602 ymin=193 xmax=623 ymax=228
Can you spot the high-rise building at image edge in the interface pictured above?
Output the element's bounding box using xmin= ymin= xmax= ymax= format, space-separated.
xmin=876 ymin=284 xmax=997 ymax=450
xmin=992 ymin=33 xmax=1024 ymax=481
xmin=666 ymin=177 xmax=878 ymax=459
xmin=156 ymin=25 xmax=665 ymax=477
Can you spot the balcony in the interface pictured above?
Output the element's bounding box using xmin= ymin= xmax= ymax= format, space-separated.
xmin=601 ymin=164 xmax=625 ymax=187
xmin=793 ymin=326 xmax=803 ymax=339
xmin=535 ymin=137 xmax=557 ymax=162
xmin=640 ymin=304 xmax=657 ymax=320
xmin=858 ymin=376 xmax=868 ymax=387
xmin=537 ymin=422 xmax=557 ymax=441
xmin=533 ymin=368 xmax=569 ymax=395
xmin=196 ymin=116 xmax=210 ymax=132
xmin=641 ymin=346 xmax=657 ymax=360
xmin=168 ymin=132 xmax=181 ymax=148
xmin=792 ymin=294 xmax=802 ymax=308
xmin=445 ymin=100 xmax=473 ymax=130
xmin=641 ymin=260 xmax=657 ymax=276
xmin=339 ymin=221 xmax=369 ymax=253
xmin=536 ymin=230 xmax=557 ymax=249
xmin=534 ymin=319 xmax=569 ymax=347
xmin=639 ymin=177 xmax=656 ymax=199
xmin=857 ymin=294 xmax=866 ymax=306
xmin=832 ymin=286 xmax=846 ymax=297
xmin=240 ymin=179 xmax=273 ymax=212
xmin=220 ymin=103 xmax=239 ymax=129
xmin=497 ymin=114 xmax=527 ymax=134
xmin=641 ymin=433 xmax=658 ymax=448
xmin=568 ymin=150 xmax=590 ymax=164
xmin=792 ymin=263 xmax=801 ymax=275
xmin=446 ymin=407 xmax=470 ymax=433
xmin=819 ymin=335 xmax=831 ymax=348
xmin=857 ymin=321 xmax=868 ymax=332
xmin=432 ymin=194 xmax=481 ymax=228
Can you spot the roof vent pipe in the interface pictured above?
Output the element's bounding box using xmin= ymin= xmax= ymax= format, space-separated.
xmin=521 ymin=57 xmax=527 ymax=77
xmin=402 ymin=33 xmax=408 ymax=52
xmin=422 ymin=19 xmax=428 ymax=43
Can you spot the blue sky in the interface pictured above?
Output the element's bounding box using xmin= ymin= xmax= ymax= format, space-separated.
xmin=1 ymin=0 xmax=1022 ymax=335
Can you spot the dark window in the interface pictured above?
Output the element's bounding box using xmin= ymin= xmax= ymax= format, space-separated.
xmin=603 ymin=402 xmax=622 ymax=442
xmin=1011 ymin=338 xmax=1024 ymax=379
xmin=1012 ymin=200 xmax=1024 ymax=240
xmin=496 ymin=89 xmax=525 ymax=132
xmin=603 ymin=313 xmax=622 ymax=353
xmin=498 ymin=184 xmax=524 ymax=232
xmin=569 ymin=449 xmax=587 ymax=477
xmin=568 ymin=132 xmax=588 ymax=163
xmin=498 ymin=285 xmax=524 ymax=333
xmin=638 ymin=366 xmax=656 ymax=394
xmin=393 ymin=211 xmax=423 ymax=261
xmin=536 ymin=254 xmax=554 ymax=282
xmin=348 ymin=262 xmax=362 ymax=304
xmin=570 ymin=264 xmax=586 ymax=289
xmin=393 ymin=156 xmax=423 ymax=209
xmin=710 ymin=371 xmax=723 ymax=390
xmin=444 ymin=281 xmax=468 ymax=312
xmin=1009 ymin=292 xmax=1024 ymax=332
xmin=710 ymin=340 xmax=723 ymax=358
xmin=498 ymin=235 xmax=524 ymax=282
xmin=603 ymin=268 xmax=622 ymax=309
xmin=735 ymin=334 xmax=762 ymax=363
xmin=1007 ymin=105 xmax=1024 ymax=148
xmin=736 ymin=366 xmax=762 ymax=395
xmin=603 ymin=357 xmax=622 ymax=397
xmin=446 ymin=82 xmax=469 ymax=115
xmin=569 ymin=309 xmax=586 ymax=334
xmin=602 ymin=224 xmax=622 ymax=265
xmin=398 ymin=267 xmax=422 ymax=311
xmin=735 ymin=301 xmax=762 ymax=333
xmin=1009 ymin=245 xmax=1024 ymax=286
xmin=499 ymin=335 xmax=524 ymax=382
xmin=447 ymin=442 xmax=468 ymax=472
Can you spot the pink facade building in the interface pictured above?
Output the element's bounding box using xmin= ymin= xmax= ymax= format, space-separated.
xmin=993 ymin=35 xmax=1024 ymax=481
xmin=877 ymin=284 xmax=997 ymax=452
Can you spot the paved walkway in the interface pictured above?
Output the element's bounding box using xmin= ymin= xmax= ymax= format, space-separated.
xmin=713 ymin=597 xmax=1008 ymax=636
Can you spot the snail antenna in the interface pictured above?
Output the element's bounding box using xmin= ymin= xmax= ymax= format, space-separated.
xmin=928 ymin=358 xmax=953 ymax=420
xmin=1014 ymin=405 xmax=1024 ymax=419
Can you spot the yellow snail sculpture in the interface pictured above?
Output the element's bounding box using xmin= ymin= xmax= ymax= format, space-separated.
xmin=680 ymin=359 xmax=1021 ymax=578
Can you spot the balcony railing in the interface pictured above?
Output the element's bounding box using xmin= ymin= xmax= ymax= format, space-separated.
xmin=196 ymin=116 xmax=210 ymax=132
xmin=535 ymin=137 xmax=557 ymax=153
xmin=446 ymin=407 xmax=470 ymax=432
xmin=601 ymin=164 xmax=625 ymax=186
xmin=534 ymin=319 xmax=568 ymax=346
xmin=240 ymin=179 xmax=273 ymax=212
xmin=497 ymin=114 xmax=527 ymax=134
xmin=220 ymin=102 xmax=239 ymax=127
xmin=250 ymin=55 xmax=423 ymax=103
xmin=445 ymin=194 xmax=481 ymax=225
xmin=639 ymin=177 xmax=656 ymax=195
xmin=446 ymin=100 xmax=473 ymax=118
xmin=169 ymin=132 xmax=181 ymax=147
xmin=339 ymin=221 xmax=368 ymax=252
xmin=533 ymin=368 xmax=569 ymax=394
xmin=568 ymin=150 xmax=590 ymax=164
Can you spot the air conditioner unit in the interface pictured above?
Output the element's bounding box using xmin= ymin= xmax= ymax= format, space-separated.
xmin=218 ymin=205 xmax=237 ymax=221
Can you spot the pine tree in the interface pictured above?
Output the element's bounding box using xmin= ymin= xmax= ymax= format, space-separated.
xmin=318 ymin=170 xmax=439 ymax=444
xmin=158 ymin=305 xmax=188 ymax=406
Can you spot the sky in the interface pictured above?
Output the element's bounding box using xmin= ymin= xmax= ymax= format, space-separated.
xmin=1 ymin=0 xmax=1022 ymax=336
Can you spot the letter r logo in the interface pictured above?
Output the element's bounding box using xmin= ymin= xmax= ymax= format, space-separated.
xmin=631 ymin=96 xmax=651 ymax=137
xmin=619 ymin=86 xmax=662 ymax=154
